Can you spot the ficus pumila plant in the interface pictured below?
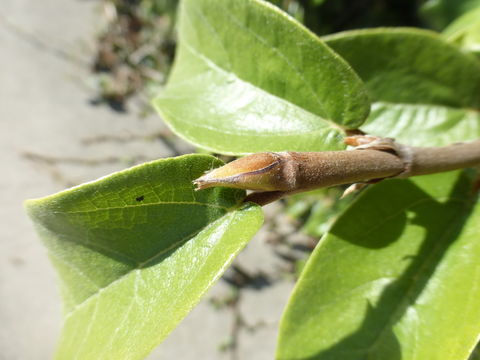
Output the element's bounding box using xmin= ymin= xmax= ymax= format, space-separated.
xmin=26 ymin=0 xmax=480 ymax=359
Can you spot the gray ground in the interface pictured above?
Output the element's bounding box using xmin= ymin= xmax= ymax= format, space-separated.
xmin=0 ymin=1 xmax=302 ymax=359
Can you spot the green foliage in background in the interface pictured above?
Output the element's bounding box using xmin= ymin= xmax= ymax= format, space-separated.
xmin=285 ymin=188 xmax=352 ymax=238
xmin=28 ymin=0 xmax=480 ymax=359
xmin=420 ymin=0 xmax=480 ymax=29
xmin=443 ymin=6 xmax=480 ymax=57
xmin=323 ymin=28 xmax=480 ymax=147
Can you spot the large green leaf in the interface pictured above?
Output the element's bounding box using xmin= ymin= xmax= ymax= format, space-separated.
xmin=443 ymin=7 xmax=480 ymax=57
xmin=153 ymin=0 xmax=370 ymax=155
xmin=25 ymin=154 xmax=263 ymax=360
xmin=324 ymin=28 xmax=480 ymax=147
xmin=277 ymin=171 xmax=480 ymax=360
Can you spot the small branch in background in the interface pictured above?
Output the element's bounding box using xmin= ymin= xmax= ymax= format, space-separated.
xmin=213 ymin=264 xmax=270 ymax=360
xmin=81 ymin=130 xmax=171 ymax=145
xmin=222 ymin=264 xmax=272 ymax=290
xmin=26 ymin=162 xmax=78 ymax=189
xmin=81 ymin=129 xmax=185 ymax=157
xmin=21 ymin=149 xmax=164 ymax=187
xmin=22 ymin=150 xmax=151 ymax=167
xmin=0 ymin=12 xmax=88 ymax=68
xmin=214 ymin=289 xmax=265 ymax=360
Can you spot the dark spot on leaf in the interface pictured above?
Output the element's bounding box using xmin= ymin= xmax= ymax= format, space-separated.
xmin=136 ymin=195 xmax=144 ymax=202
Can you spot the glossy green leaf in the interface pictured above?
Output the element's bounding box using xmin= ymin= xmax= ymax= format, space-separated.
xmin=443 ymin=7 xmax=480 ymax=57
xmin=324 ymin=28 xmax=480 ymax=107
xmin=25 ymin=154 xmax=263 ymax=360
xmin=324 ymin=28 xmax=480 ymax=146
xmin=277 ymin=171 xmax=480 ymax=360
xmin=361 ymin=102 xmax=480 ymax=147
xmin=153 ymin=0 xmax=370 ymax=155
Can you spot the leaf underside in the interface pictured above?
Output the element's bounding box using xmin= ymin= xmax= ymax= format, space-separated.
xmin=26 ymin=154 xmax=263 ymax=360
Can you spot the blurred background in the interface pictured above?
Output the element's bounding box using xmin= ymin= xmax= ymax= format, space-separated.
xmin=0 ymin=0 xmax=477 ymax=359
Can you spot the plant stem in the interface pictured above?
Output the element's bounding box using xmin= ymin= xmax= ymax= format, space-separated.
xmin=409 ymin=140 xmax=480 ymax=176
xmin=194 ymin=137 xmax=480 ymax=206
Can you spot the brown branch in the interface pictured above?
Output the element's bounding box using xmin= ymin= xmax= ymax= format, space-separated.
xmin=408 ymin=141 xmax=480 ymax=176
xmin=194 ymin=137 xmax=480 ymax=206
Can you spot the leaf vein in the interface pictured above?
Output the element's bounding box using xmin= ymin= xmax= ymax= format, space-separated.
xmin=53 ymin=201 xmax=229 ymax=215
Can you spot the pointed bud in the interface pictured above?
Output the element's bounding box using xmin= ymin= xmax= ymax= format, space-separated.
xmin=193 ymin=152 xmax=296 ymax=192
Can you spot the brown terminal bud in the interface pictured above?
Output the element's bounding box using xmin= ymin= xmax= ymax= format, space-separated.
xmin=193 ymin=152 xmax=296 ymax=192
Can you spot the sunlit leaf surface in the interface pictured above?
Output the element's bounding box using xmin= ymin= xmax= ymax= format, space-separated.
xmin=278 ymin=171 xmax=480 ymax=360
xmin=154 ymin=0 xmax=370 ymax=155
xmin=324 ymin=28 xmax=480 ymax=146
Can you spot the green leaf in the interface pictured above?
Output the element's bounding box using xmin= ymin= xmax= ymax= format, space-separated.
xmin=25 ymin=154 xmax=263 ymax=360
xmin=420 ymin=0 xmax=480 ymax=29
xmin=324 ymin=28 xmax=480 ymax=108
xmin=443 ymin=7 xmax=480 ymax=57
xmin=277 ymin=171 xmax=480 ymax=360
xmin=153 ymin=0 xmax=370 ymax=155
xmin=324 ymin=28 xmax=480 ymax=146
xmin=361 ymin=102 xmax=480 ymax=147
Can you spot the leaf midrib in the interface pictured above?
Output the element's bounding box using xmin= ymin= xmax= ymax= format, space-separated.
xmin=62 ymin=210 xmax=238 ymax=320
xmin=53 ymin=200 xmax=230 ymax=215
